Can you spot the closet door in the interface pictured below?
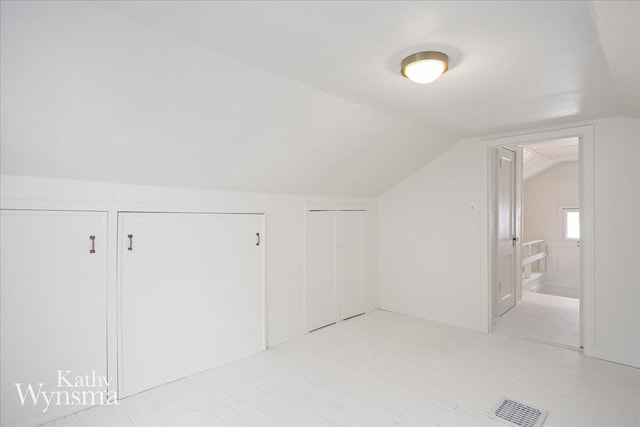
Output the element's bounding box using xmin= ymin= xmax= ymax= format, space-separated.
xmin=118 ymin=213 xmax=264 ymax=397
xmin=307 ymin=212 xmax=338 ymax=331
xmin=1 ymin=210 xmax=108 ymax=427
xmin=337 ymin=212 xmax=366 ymax=320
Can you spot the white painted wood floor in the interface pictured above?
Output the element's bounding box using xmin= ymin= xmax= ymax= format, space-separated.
xmin=492 ymin=292 xmax=580 ymax=348
xmin=44 ymin=310 xmax=638 ymax=427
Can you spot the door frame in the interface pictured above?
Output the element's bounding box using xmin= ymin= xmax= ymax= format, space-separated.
xmin=481 ymin=125 xmax=594 ymax=352
xmin=303 ymin=204 xmax=368 ymax=333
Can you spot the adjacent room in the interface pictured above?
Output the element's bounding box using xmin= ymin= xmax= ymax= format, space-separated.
xmin=493 ymin=138 xmax=582 ymax=349
xmin=1 ymin=1 xmax=639 ymax=427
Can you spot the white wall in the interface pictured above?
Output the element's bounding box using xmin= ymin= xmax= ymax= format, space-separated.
xmin=592 ymin=118 xmax=639 ymax=363
xmin=378 ymin=116 xmax=639 ymax=367
xmin=523 ymin=162 xmax=580 ymax=295
xmin=378 ymin=139 xmax=484 ymax=331
xmin=0 ymin=175 xmax=379 ymax=364
xmin=523 ymin=162 xmax=579 ymax=241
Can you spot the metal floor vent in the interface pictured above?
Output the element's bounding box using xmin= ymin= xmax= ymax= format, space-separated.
xmin=491 ymin=398 xmax=548 ymax=427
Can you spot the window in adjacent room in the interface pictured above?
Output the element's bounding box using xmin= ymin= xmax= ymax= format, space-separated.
xmin=563 ymin=208 xmax=580 ymax=240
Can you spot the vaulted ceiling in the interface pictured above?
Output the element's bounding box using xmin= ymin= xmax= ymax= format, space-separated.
xmin=1 ymin=1 xmax=637 ymax=196
xmin=523 ymin=137 xmax=579 ymax=181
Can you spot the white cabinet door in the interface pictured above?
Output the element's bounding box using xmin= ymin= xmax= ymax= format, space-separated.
xmin=337 ymin=212 xmax=365 ymax=320
xmin=307 ymin=212 xmax=339 ymax=331
xmin=307 ymin=211 xmax=366 ymax=332
xmin=118 ymin=213 xmax=264 ymax=397
xmin=1 ymin=210 xmax=108 ymax=427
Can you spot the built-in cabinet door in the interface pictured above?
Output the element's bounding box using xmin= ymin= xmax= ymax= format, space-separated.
xmin=337 ymin=212 xmax=365 ymax=320
xmin=307 ymin=211 xmax=366 ymax=332
xmin=307 ymin=212 xmax=339 ymax=331
xmin=118 ymin=213 xmax=265 ymax=397
xmin=1 ymin=210 xmax=108 ymax=427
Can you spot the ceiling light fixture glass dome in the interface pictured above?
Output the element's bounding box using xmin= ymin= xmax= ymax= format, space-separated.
xmin=401 ymin=51 xmax=449 ymax=84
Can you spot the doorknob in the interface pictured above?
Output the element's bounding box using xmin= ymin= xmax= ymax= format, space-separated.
xmin=512 ymin=235 xmax=519 ymax=242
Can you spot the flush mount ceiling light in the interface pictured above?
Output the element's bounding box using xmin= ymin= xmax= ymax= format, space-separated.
xmin=401 ymin=51 xmax=449 ymax=84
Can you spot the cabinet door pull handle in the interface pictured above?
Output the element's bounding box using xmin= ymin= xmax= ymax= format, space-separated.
xmin=256 ymin=232 xmax=260 ymax=246
xmin=89 ymin=235 xmax=96 ymax=254
xmin=128 ymin=234 xmax=133 ymax=251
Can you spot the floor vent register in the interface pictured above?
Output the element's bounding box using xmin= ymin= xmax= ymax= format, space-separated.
xmin=491 ymin=397 xmax=548 ymax=427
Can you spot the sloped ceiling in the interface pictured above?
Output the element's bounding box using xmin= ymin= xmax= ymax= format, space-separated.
xmin=0 ymin=1 xmax=637 ymax=196
xmin=590 ymin=1 xmax=640 ymax=117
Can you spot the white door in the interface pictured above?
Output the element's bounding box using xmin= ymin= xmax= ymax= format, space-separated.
xmin=119 ymin=213 xmax=264 ymax=397
xmin=1 ymin=210 xmax=108 ymax=427
xmin=307 ymin=211 xmax=366 ymax=331
xmin=496 ymin=148 xmax=517 ymax=317
xmin=307 ymin=212 xmax=339 ymax=331
xmin=337 ymin=212 xmax=365 ymax=320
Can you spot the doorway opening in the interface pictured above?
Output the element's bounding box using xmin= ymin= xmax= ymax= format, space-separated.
xmin=490 ymin=137 xmax=581 ymax=349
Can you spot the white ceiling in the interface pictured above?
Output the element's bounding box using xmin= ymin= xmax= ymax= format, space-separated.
xmin=523 ymin=137 xmax=579 ymax=180
xmin=100 ymin=0 xmax=638 ymax=136
xmin=0 ymin=1 xmax=637 ymax=196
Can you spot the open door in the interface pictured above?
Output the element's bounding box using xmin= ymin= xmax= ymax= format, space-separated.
xmin=495 ymin=147 xmax=517 ymax=317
